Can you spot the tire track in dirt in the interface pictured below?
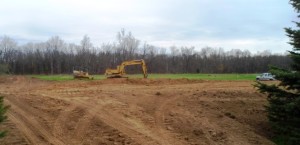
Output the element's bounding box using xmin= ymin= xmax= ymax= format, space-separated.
xmin=52 ymin=104 xmax=78 ymax=141
xmin=45 ymin=92 xmax=101 ymax=144
xmin=5 ymin=95 xmax=50 ymax=118
xmin=73 ymin=114 xmax=95 ymax=144
xmin=5 ymin=99 xmax=65 ymax=145
xmin=36 ymin=89 xmax=94 ymax=144
xmin=154 ymin=94 xmax=186 ymax=145
xmin=41 ymin=93 xmax=158 ymax=144
xmin=48 ymin=83 xmax=213 ymax=145
xmin=7 ymin=112 xmax=40 ymax=145
xmin=153 ymin=83 xmax=216 ymax=145
xmin=71 ymin=97 xmax=162 ymax=145
xmin=52 ymin=102 xmax=96 ymax=145
xmin=72 ymin=104 xmax=99 ymax=144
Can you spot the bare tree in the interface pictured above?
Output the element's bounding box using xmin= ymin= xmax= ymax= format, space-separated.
xmin=181 ymin=46 xmax=195 ymax=73
xmin=46 ymin=36 xmax=65 ymax=74
xmin=116 ymin=29 xmax=140 ymax=61
xmin=0 ymin=36 xmax=18 ymax=73
xmin=0 ymin=35 xmax=17 ymax=63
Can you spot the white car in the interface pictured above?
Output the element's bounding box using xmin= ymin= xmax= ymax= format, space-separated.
xmin=256 ymin=73 xmax=276 ymax=81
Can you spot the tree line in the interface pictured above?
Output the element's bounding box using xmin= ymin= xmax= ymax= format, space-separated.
xmin=0 ymin=30 xmax=292 ymax=74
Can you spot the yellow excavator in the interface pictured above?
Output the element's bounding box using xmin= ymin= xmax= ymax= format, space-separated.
xmin=105 ymin=59 xmax=148 ymax=78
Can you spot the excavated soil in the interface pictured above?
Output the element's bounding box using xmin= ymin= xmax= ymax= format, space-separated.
xmin=0 ymin=76 xmax=275 ymax=145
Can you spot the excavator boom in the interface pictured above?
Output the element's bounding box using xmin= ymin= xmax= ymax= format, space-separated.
xmin=105 ymin=59 xmax=148 ymax=78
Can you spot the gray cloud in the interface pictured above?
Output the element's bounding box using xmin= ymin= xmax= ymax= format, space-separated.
xmin=0 ymin=0 xmax=296 ymax=53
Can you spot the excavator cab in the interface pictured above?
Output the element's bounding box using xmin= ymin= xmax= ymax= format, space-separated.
xmin=105 ymin=59 xmax=148 ymax=78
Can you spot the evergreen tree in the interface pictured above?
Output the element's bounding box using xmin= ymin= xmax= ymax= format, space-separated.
xmin=0 ymin=96 xmax=9 ymax=138
xmin=255 ymin=1 xmax=300 ymax=144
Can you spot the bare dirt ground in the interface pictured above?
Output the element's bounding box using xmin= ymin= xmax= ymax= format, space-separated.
xmin=0 ymin=76 xmax=275 ymax=145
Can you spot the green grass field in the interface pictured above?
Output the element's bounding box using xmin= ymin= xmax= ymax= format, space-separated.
xmin=148 ymin=74 xmax=257 ymax=80
xmin=30 ymin=74 xmax=258 ymax=81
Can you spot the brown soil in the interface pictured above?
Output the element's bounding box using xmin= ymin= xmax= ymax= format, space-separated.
xmin=0 ymin=76 xmax=274 ymax=145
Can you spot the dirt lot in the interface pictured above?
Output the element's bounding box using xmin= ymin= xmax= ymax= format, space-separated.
xmin=0 ymin=76 xmax=274 ymax=145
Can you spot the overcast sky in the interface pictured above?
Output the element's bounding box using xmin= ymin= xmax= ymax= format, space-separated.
xmin=0 ymin=0 xmax=297 ymax=53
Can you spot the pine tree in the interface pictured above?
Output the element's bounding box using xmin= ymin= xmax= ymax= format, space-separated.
xmin=0 ymin=96 xmax=9 ymax=138
xmin=255 ymin=1 xmax=300 ymax=144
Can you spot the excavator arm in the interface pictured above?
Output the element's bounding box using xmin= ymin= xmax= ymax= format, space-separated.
xmin=105 ymin=59 xmax=148 ymax=78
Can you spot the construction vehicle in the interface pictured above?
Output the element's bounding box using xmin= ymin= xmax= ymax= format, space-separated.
xmin=105 ymin=59 xmax=148 ymax=78
xmin=73 ymin=66 xmax=94 ymax=79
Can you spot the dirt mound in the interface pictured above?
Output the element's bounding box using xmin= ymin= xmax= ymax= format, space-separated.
xmin=0 ymin=75 xmax=18 ymax=84
xmin=126 ymin=78 xmax=204 ymax=85
xmin=0 ymin=76 xmax=275 ymax=145
xmin=89 ymin=78 xmax=204 ymax=86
